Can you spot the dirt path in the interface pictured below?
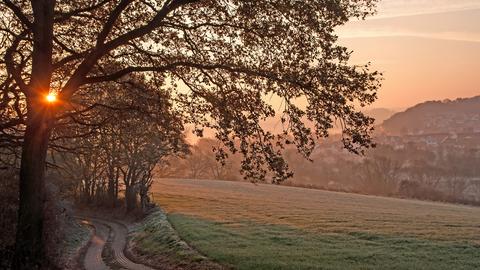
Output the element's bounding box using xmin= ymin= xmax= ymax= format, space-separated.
xmin=83 ymin=220 xmax=110 ymax=270
xmin=80 ymin=217 xmax=154 ymax=270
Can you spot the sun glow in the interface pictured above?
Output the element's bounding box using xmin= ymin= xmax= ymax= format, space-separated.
xmin=45 ymin=93 xmax=57 ymax=103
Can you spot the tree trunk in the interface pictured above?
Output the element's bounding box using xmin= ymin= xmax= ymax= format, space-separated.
xmin=108 ymin=177 xmax=115 ymax=206
xmin=125 ymin=185 xmax=137 ymax=212
xmin=107 ymin=165 xmax=116 ymax=207
xmin=114 ymin=167 xmax=119 ymax=200
xmin=140 ymin=193 xmax=147 ymax=213
xmin=139 ymin=181 xmax=147 ymax=213
xmin=13 ymin=0 xmax=55 ymax=266
xmin=12 ymin=110 xmax=53 ymax=269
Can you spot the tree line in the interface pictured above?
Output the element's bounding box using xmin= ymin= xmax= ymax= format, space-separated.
xmin=50 ymin=74 xmax=188 ymax=212
xmin=168 ymin=138 xmax=480 ymax=205
xmin=283 ymin=142 xmax=480 ymax=204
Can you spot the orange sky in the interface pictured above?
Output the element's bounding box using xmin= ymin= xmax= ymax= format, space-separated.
xmin=338 ymin=0 xmax=480 ymax=109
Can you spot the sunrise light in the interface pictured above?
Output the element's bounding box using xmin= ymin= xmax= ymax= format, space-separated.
xmin=45 ymin=93 xmax=57 ymax=103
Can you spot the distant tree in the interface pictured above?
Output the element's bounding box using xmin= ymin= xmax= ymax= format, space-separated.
xmin=179 ymin=138 xmax=239 ymax=180
xmin=408 ymin=158 xmax=442 ymax=188
xmin=445 ymin=178 xmax=468 ymax=200
xmin=184 ymin=143 xmax=212 ymax=179
xmin=197 ymin=138 xmax=233 ymax=180
xmin=1 ymin=1 xmax=381 ymax=267
xmin=359 ymin=154 xmax=401 ymax=195
xmin=441 ymin=152 xmax=470 ymax=200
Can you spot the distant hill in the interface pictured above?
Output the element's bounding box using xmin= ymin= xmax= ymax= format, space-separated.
xmin=382 ymin=96 xmax=480 ymax=135
xmin=364 ymin=108 xmax=397 ymax=125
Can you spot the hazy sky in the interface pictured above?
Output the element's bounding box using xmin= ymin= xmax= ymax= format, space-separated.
xmin=337 ymin=0 xmax=480 ymax=109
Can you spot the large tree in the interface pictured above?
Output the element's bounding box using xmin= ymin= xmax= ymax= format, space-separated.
xmin=0 ymin=0 xmax=381 ymax=268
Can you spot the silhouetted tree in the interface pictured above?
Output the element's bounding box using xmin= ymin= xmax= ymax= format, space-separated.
xmin=1 ymin=1 xmax=381 ymax=267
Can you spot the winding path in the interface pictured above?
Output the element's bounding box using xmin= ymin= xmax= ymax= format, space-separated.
xmin=83 ymin=220 xmax=110 ymax=270
xmin=79 ymin=216 xmax=154 ymax=270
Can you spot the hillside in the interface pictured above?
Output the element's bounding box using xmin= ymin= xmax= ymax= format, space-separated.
xmin=364 ymin=108 xmax=397 ymax=125
xmin=382 ymin=96 xmax=480 ymax=135
xmin=148 ymin=178 xmax=480 ymax=270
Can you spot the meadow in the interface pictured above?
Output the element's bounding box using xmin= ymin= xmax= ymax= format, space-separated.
xmin=150 ymin=178 xmax=480 ymax=269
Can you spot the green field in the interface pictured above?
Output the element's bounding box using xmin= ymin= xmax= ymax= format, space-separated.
xmin=150 ymin=178 xmax=480 ymax=270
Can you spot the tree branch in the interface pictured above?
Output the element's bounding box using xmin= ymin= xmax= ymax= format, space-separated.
xmin=2 ymin=0 xmax=32 ymax=29
xmin=95 ymin=0 xmax=133 ymax=47
xmin=4 ymin=30 xmax=29 ymax=94
xmin=54 ymin=0 xmax=111 ymax=22
xmin=60 ymin=0 xmax=200 ymax=99
xmin=83 ymin=61 xmax=310 ymax=89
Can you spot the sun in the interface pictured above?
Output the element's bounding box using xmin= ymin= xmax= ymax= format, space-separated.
xmin=45 ymin=93 xmax=57 ymax=103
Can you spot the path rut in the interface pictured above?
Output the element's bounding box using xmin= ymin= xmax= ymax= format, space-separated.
xmin=79 ymin=216 xmax=154 ymax=270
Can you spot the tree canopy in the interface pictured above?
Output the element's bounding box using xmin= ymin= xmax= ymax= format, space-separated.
xmin=2 ymin=0 xmax=380 ymax=182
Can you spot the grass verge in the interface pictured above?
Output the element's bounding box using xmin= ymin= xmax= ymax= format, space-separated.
xmin=128 ymin=208 xmax=226 ymax=269
xmin=63 ymin=218 xmax=92 ymax=269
